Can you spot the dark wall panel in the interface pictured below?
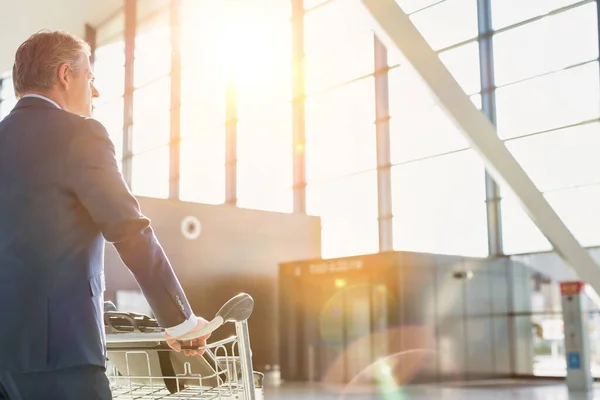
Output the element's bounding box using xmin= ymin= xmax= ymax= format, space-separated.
xmin=103 ymin=196 xmax=321 ymax=369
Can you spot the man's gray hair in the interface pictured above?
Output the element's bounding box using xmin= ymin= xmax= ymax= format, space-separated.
xmin=12 ymin=30 xmax=91 ymax=97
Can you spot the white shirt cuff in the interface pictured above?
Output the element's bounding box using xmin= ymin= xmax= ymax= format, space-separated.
xmin=165 ymin=314 xmax=198 ymax=338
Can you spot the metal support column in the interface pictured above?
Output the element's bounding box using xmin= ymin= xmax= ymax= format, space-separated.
xmin=225 ymin=76 xmax=238 ymax=205
xmin=85 ymin=24 xmax=97 ymax=116
xmin=169 ymin=0 xmax=182 ymax=199
xmin=291 ymin=0 xmax=306 ymax=213
xmin=359 ymin=0 xmax=600 ymax=303
xmin=374 ymin=35 xmax=393 ymax=251
xmin=122 ymin=0 xmax=136 ymax=188
xmin=85 ymin=24 xmax=97 ymax=67
xmin=477 ymin=0 xmax=503 ymax=256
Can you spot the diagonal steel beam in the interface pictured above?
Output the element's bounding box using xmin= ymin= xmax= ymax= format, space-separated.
xmin=358 ymin=0 xmax=600 ymax=304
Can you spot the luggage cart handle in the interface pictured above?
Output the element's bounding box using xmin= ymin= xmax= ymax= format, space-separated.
xmin=177 ymin=291 xmax=254 ymax=340
xmin=106 ymin=292 xmax=254 ymax=343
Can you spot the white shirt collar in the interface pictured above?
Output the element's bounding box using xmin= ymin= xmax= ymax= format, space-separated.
xmin=21 ymin=94 xmax=62 ymax=110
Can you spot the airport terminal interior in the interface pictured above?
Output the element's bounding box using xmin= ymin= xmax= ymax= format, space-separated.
xmin=3 ymin=0 xmax=600 ymax=398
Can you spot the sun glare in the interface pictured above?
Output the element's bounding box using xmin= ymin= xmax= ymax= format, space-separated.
xmin=182 ymin=0 xmax=289 ymax=88
xmin=178 ymin=0 xmax=294 ymax=211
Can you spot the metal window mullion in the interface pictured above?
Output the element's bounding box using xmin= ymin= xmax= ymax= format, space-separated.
xmin=477 ymin=0 xmax=506 ymax=379
xmin=374 ymin=35 xmax=393 ymax=252
xmin=225 ymin=76 xmax=238 ymax=205
xmin=477 ymin=0 xmax=503 ymax=257
xmin=122 ymin=0 xmax=136 ymax=189
xmin=169 ymin=0 xmax=182 ymax=200
xmin=86 ymin=24 xmax=98 ymax=116
xmin=85 ymin=24 xmax=97 ymax=67
xmin=292 ymin=0 xmax=306 ymax=213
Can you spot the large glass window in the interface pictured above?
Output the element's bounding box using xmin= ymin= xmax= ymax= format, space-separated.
xmin=546 ymin=185 xmax=600 ymax=248
xmin=387 ymin=37 xmax=482 ymax=166
xmin=92 ymin=98 xmax=124 ymax=168
xmin=394 ymin=0 xmax=445 ymax=14
xmin=305 ymin=77 xmax=376 ymax=183
xmin=495 ymin=62 xmax=600 ymax=140
xmin=178 ymin=67 xmax=226 ymax=204
xmin=303 ymin=1 xmax=381 ymax=256
xmin=0 ymin=76 xmax=16 ymax=120
xmin=233 ymin=20 xmax=292 ymax=110
xmin=181 ymin=0 xmax=292 ymax=211
xmin=388 ymin=65 xmax=472 ymax=164
xmin=505 ymin=122 xmax=600 ymax=193
xmin=306 ymin=170 xmax=379 ymax=258
xmin=496 ymin=55 xmax=600 ymax=254
xmin=132 ymin=76 xmax=171 ymax=154
xmin=408 ymin=0 xmax=478 ymax=50
xmin=235 ymin=19 xmax=293 ymax=213
xmin=501 ymin=191 xmax=552 ymax=255
xmin=93 ymin=41 xmax=125 ymax=101
xmin=493 ymin=3 xmax=598 ymax=86
xmin=237 ymin=112 xmax=293 ymax=213
xmin=391 ymin=150 xmax=488 ymax=256
xmin=491 ymin=0 xmax=586 ymax=30
xmin=0 ymin=96 xmax=16 ymax=121
xmin=134 ymin=27 xmax=171 ymax=88
xmin=438 ymin=41 xmax=481 ymax=95
xmin=131 ymin=145 xmax=170 ymax=199
xmin=93 ymin=38 xmax=125 ymax=165
xmin=179 ymin=127 xmax=226 ymax=204
xmin=129 ymin=20 xmax=172 ymax=199
xmin=177 ymin=0 xmax=232 ymax=204
xmin=304 ymin=0 xmax=375 ymax=93
xmin=502 ymin=120 xmax=600 ymax=252
xmin=0 ymin=75 xmax=14 ymax=100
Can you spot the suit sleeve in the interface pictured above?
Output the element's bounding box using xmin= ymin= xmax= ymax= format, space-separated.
xmin=65 ymin=117 xmax=194 ymax=329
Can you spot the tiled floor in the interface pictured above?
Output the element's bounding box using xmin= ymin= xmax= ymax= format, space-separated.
xmin=263 ymin=380 xmax=600 ymax=399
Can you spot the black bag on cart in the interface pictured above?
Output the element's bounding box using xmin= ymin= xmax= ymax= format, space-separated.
xmin=103 ymin=309 xmax=235 ymax=394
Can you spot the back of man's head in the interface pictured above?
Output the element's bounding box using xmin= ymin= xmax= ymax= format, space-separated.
xmin=12 ymin=30 xmax=91 ymax=98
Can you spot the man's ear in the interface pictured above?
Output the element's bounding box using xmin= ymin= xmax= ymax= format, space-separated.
xmin=57 ymin=63 xmax=70 ymax=89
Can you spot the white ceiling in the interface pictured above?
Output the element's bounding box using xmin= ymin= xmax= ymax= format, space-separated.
xmin=1 ymin=0 xmax=123 ymax=74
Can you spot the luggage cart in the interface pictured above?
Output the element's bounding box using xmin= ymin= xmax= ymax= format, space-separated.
xmin=104 ymin=293 xmax=264 ymax=400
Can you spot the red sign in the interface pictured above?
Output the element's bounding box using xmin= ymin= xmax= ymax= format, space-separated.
xmin=560 ymin=281 xmax=585 ymax=295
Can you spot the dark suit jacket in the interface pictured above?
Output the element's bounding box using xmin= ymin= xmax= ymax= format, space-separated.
xmin=0 ymin=97 xmax=193 ymax=372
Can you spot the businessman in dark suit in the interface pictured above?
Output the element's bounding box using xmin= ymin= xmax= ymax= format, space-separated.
xmin=0 ymin=31 xmax=209 ymax=399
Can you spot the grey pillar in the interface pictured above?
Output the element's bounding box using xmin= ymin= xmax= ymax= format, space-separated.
xmin=225 ymin=76 xmax=238 ymax=205
xmin=291 ymin=0 xmax=306 ymax=213
xmin=85 ymin=24 xmax=97 ymax=67
xmin=477 ymin=0 xmax=503 ymax=256
xmin=374 ymin=35 xmax=393 ymax=251
xmin=122 ymin=0 xmax=136 ymax=188
xmin=169 ymin=0 xmax=182 ymax=199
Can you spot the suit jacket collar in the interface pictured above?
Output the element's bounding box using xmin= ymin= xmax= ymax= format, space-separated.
xmin=13 ymin=96 xmax=62 ymax=111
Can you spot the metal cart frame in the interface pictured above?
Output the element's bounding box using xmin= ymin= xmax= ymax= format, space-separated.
xmin=104 ymin=293 xmax=262 ymax=400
